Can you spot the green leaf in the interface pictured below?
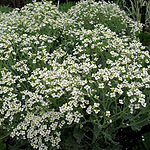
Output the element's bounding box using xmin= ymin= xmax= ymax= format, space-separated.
xmin=9 ymin=139 xmax=31 ymax=150
xmin=62 ymin=135 xmax=83 ymax=150
xmin=0 ymin=141 xmax=6 ymax=150
xmin=92 ymin=142 xmax=105 ymax=150
xmin=73 ymin=125 xmax=84 ymax=144
xmin=142 ymin=131 xmax=150 ymax=150
xmin=92 ymin=125 xmax=101 ymax=144
xmin=131 ymin=115 xmax=150 ymax=131
xmin=107 ymin=143 xmax=122 ymax=150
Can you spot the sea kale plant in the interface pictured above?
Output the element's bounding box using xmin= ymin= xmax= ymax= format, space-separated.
xmin=0 ymin=0 xmax=150 ymax=150
xmin=66 ymin=0 xmax=142 ymax=36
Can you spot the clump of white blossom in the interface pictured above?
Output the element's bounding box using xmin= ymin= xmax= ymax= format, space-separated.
xmin=67 ymin=0 xmax=142 ymax=36
xmin=0 ymin=0 xmax=150 ymax=149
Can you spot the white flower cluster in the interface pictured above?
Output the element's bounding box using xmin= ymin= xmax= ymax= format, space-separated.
xmin=0 ymin=0 xmax=149 ymax=149
xmin=67 ymin=0 xmax=142 ymax=36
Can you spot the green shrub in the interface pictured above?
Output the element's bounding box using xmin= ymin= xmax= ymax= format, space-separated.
xmin=59 ymin=1 xmax=76 ymax=12
xmin=0 ymin=5 xmax=13 ymax=13
xmin=67 ymin=0 xmax=142 ymax=36
xmin=0 ymin=1 xmax=150 ymax=150
xmin=139 ymin=32 xmax=150 ymax=47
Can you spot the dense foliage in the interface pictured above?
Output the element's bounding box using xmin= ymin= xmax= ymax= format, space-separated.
xmin=67 ymin=0 xmax=142 ymax=36
xmin=0 ymin=0 xmax=150 ymax=150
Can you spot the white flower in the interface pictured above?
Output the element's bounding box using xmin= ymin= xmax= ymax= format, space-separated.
xmin=119 ymin=99 xmax=124 ymax=104
xmin=135 ymin=104 xmax=140 ymax=109
xmin=98 ymin=83 xmax=104 ymax=88
xmin=127 ymin=90 xmax=133 ymax=97
xmin=86 ymin=105 xmax=92 ymax=114
xmin=106 ymin=111 xmax=110 ymax=117
xmin=110 ymin=92 xmax=116 ymax=98
xmin=91 ymin=44 xmax=95 ymax=49
xmin=94 ymin=103 xmax=100 ymax=107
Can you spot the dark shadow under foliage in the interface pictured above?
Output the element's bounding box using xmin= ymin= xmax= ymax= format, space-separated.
xmin=0 ymin=0 xmax=77 ymax=8
xmin=0 ymin=0 xmax=24 ymax=8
